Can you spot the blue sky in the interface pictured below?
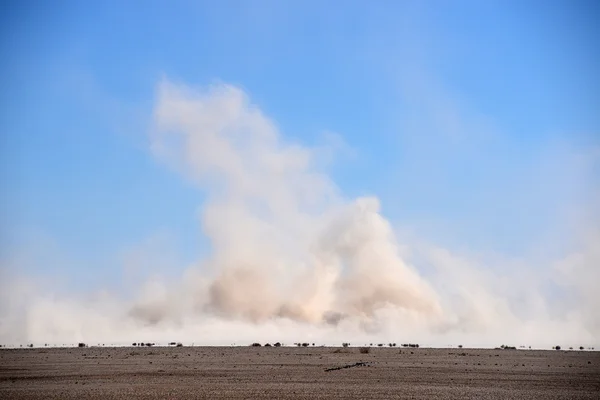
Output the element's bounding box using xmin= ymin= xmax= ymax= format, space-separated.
xmin=1 ymin=0 xmax=599 ymax=296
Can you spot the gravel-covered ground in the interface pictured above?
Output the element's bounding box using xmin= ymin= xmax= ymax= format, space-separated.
xmin=1 ymin=346 xmax=599 ymax=399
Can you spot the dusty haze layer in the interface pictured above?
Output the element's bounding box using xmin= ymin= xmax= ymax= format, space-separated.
xmin=0 ymin=80 xmax=598 ymax=348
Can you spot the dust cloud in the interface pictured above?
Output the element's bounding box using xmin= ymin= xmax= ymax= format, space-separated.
xmin=0 ymin=80 xmax=597 ymax=348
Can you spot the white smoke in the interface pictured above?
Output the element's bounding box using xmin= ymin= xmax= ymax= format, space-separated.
xmin=0 ymin=79 xmax=598 ymax=348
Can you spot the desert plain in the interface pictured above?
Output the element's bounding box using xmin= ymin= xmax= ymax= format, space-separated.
xmin=0 ymin=345 xmax=599 ymax=399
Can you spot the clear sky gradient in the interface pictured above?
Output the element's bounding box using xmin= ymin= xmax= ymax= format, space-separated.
xmin=0 ymin=1 xmax=599 ymax=344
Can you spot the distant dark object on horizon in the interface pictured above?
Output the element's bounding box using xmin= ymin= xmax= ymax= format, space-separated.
xmin=251 ymin=343 xmax=261 ymax=347
xmin=302 ymin=343 xmax=309 ymax=347
xmin=342 ymin=343 xmax=350 ymax=348
xmin=132 ymin=343 xmax=137 ymax=346
xmin=264 ymin=343 xmax=272 ymax=347
xmin=176 ymin=343 xmax=183 ymax=347
xmin=274 ymin=342 xmax=281 ymax=347
xmin=580 ymin=346 xmax=584 ymax=350
xmin=458 ymin=345 xmax=463 ymax=348
xmin=169 ymin=342 xmax=177 ymax=346
xmin=78 ymin=343 xmax=86 ymax=348
xmin=555 ymin=345 xmax=561 ymax=350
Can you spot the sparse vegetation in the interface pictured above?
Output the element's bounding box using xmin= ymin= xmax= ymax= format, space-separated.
xmin=78 ymin=343 xmax=86 ymax=348
xmin=251 ymin=343 xmax=261 ymax=347
xmin=274 ymin=342 xmax=281 ymax=347
xmin=176 ymin=343 xmax=183 ymax=347
xmin=342 ymin=343 xmax=350 ymax=348
xmin=332 ymin=348 xmax=350 ymax=354
xmin=264 ymin=343 xmax=272 ymax=347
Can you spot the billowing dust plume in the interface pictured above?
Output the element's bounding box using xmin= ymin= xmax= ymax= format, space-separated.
xmin=143 ymin=80 xmax=442 ymax=327
xmin=1 ymin=80 xmax=597 ymax=347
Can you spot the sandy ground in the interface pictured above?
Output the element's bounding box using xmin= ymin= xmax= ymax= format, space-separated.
xmin=1 ymin=346 xmax=599 ymax=399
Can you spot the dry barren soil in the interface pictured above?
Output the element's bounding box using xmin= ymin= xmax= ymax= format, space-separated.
xmin=1 ymin=346 xmax=599 ymax=399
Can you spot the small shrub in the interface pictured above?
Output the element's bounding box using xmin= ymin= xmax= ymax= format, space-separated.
xmin=169 ymin=342 xmax=176 ymax=346
xmin=377 ymin=343 xmax=383 ymax=347
xmin=555 ymin=345 xmax=561 ymax=351
xmin=580 ymin=346 xmax=584 ymax=350
xmin=332 ymin=348 xmax=350 ymax=354
xmin=264 ymin=343 xmax=272 ymax=347
xmin=359 ymin=347 xmax=370 ymax=354
xmin=176 ymin=343 xmax=183 ymax=347
xmin=458 ymin=345 xmax=463 ymax=348
xmin=301 ymin=343 xmax=309 ymax=347
xmin=342 ymin=343 xmax=350 ymax=348
xmin=78 ymin=343 xmax=86 ymax=348
xmin=274 ymin=342 xmax=281 ymax=347
xmin=132 ymin=343 xmax=137 ymax=346
xmin=251 ymin=343 xmax=261 ymax=347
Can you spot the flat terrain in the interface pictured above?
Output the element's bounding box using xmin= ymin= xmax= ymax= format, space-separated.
xmin=1 ymin=346 xmax=599 ymax=399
